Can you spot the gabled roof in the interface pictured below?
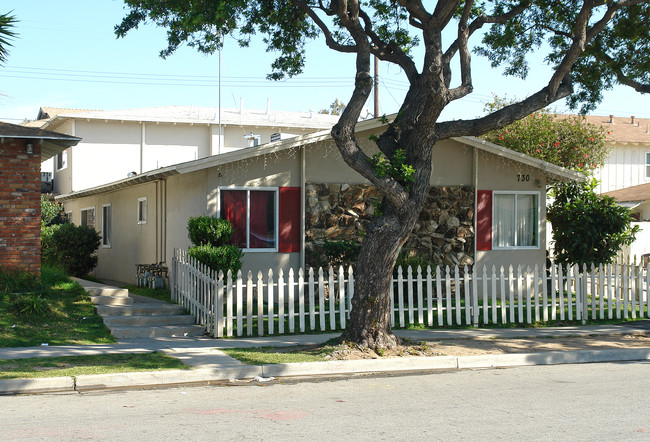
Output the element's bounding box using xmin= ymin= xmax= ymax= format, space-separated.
xmin=56 ymin=116 xmax=583 ymax=201
xmin=602 ymin=182 xmax=650 ymax=202
xmin=0 ymin=122 xmax=81 ymax=161
xmin=555 ymin=114 xmax=650 ymax=144
xmin=21 ymin=107 xmax=97 ymax=128
xmin=32 ymin=105 xmax=341 ymax=131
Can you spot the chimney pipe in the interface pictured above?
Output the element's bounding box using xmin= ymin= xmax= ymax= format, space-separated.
xmin=631 ymin=116 xmax=635 ymax=125
xmin=609 ymin=115 xmax=613 ymax=123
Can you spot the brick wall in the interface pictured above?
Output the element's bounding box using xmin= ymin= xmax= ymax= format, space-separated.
xmin=0 ymin=138 xmax=42 ymax=276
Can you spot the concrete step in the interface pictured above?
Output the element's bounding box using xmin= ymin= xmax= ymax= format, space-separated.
xmin=102 ymin=315 xmax=197 ymax=327
xmin=108 ymin=325 xmax=206 ymax=339
xmin=95 ymin=303 xmax=185 ymax=316
xmin=89 ymin=295 xmax=135 ymax=306
xmin=86 ymin=287 xmax=130 ymax=298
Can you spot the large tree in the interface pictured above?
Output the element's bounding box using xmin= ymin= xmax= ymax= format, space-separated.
xmin=117 ymin=0 xmax=650 ymax=349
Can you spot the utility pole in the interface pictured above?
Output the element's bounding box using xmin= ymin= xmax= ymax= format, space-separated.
xmin=374 ymin=55 xmax=379 ymax=118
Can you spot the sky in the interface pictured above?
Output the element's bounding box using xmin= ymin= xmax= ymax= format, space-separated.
xmin=1 ymin=0 xmax=648 ymax=125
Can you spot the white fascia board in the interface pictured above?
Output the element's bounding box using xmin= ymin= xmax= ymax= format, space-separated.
xmin=55 ymin=167 xmax=179 ymax=202
xmin=455 ymin=136 xmax=586 ymax=182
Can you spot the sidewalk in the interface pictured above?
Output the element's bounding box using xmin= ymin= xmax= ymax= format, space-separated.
xmin=2 ymin=322 xmax=650 ymax=395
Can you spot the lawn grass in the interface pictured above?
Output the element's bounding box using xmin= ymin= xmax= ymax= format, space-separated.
xmin=123 ymin=285 xmax=172 ymax=303
xmin=221 ymin=339 xmax=344 ymax=365
xmin=0 ymin=266 xmax=115 ymax=347
xmin=0 ymin=352 xmax=189 ymax=379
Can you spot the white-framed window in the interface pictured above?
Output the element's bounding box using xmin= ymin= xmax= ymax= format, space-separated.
xmin=80 ymin=207 xmax=95 ymax=229
xmin=137 ymin=197 xmax=147 ymax=224
xmin=645 ymin=152 xmax=650 ymax=179
xmin=56 ymin=149 xmax=68 ymax=171
xmin=65 ymin=211 xmax=72 ymax=224
xmin=218 ymin=187 xmax=278 ymax=252
xmin=101 ymin=204 xmax=112 ymax=248
xmin=493 ymin=191 xmax=540 ymax=249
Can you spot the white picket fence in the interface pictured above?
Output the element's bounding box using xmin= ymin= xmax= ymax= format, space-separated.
xmin=170 ymin=249 xmax=649 ymax=338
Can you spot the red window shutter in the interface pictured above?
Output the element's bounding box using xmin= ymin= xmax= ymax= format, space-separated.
xmin=476 ymin=190 xmax=493 ymax=251
xmin=278 ymin=187 xmax=301 ymax=253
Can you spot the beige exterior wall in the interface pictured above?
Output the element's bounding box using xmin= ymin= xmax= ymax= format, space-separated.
xmin=61 ymin=182 xmax=159 ymax=284
xmin=475 ymin=149 xmax=548 ymax=271
xmin=164 ymin=149 xmax=304 ymax=278
xmin=57 ymin=134 xmax=562 ymax=284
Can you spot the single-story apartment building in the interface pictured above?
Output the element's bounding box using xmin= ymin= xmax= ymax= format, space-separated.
xmin=0 ymin=122 xmax=80 ymax=275
xmin=55 ymin=117 xmax=583 ymax=284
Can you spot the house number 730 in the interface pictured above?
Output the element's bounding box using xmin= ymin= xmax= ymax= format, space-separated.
xmin=517 ymin=174 xmax=530 ymax=182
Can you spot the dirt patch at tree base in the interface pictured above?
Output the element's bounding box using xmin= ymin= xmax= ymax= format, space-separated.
xmin=322 ymin=333 xmax=650 ymax=360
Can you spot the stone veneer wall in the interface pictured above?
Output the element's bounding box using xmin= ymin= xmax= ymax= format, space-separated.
xmin=305 ymin=183 xmax=475 ymax=269
xmin=0 ymin=139 xmax=42 ymax=276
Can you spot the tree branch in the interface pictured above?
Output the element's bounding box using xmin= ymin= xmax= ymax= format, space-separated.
xmin=599 ymin=52 xmax=650 ymax=93
xmin=447 ymin=0 xmax=474 ymax=101
xmin=434 ymin=76 xmax=574 ymax=139
xmin=443 ymin=1 xmax=531 ymax=64
xmin=291 ymin=0 xmax=357 ymax=53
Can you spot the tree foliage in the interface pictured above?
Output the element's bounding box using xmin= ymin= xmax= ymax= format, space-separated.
xmin=117 ymin=0 xmax=649 ymax=349
xmin=0 ymin=12 xmax=16 ymax=65
xmin=482 ymin=98 xmax=610 ymax=173
xmin=548 ymin=179 xmax=638 ymax=266
xmin=319 ymin=98 xmax=346 ymax=116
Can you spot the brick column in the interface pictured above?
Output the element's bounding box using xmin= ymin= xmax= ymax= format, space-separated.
xmin=0 ymin=139 xmax=42 ymax=276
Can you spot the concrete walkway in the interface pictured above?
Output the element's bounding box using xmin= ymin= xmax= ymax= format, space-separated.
xmin=2 ymin=323 xmax=650 ymax=395
xmin=2 ymin=277 xmax=649 ymax=395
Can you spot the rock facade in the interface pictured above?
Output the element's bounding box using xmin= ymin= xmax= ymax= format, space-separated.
xmin=305 ymin=183 xmax=475 ymax=269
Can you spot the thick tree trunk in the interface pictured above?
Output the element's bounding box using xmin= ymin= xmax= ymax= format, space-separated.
xmin=340 ymin=202 xmax=421 ymax=349
xmin=335 ymin=79 xmax=442 ymax=349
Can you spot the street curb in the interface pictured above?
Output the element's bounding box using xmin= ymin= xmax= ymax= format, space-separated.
xmin=260 ymin=356 xmax=459 ymax=377
xmin=2 ymin=347 xmax=649 ymax=395
xmin=74 ymin=366 xmax=264 ymax=391
xmin=456 ymin=347 xmax=650 ymax=369
xmin=0 ymin=377 xmax=75 ymax=395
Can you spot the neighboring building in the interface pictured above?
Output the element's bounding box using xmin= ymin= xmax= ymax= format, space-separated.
xmin=0 ymin=122 xmax=80 ymax=276
xmin=582 ymin=115 xmax=650 ymax=194
xmin=54 ymin=117 xmax=582 ymax=285
xmin=26 ymin=105 xmax=340 ymax=195
xmin=602 ymin=183 xmax=650 ymax=261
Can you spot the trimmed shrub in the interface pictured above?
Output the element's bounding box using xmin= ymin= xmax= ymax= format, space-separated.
xmin=188 ymin=244 xmax=243 ymax=276
xmin=322 ymin=240 xmax=360 ymax=268
xmin=44 ymin=223 xmax=101 ymax=277
xmin=187 ymin=216 xmax=234 ymax=247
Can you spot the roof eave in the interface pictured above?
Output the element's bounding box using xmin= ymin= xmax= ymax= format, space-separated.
xmin=455 ymin=136 xmax=586 ymax=183
xmin=55 ymin=168 xmax=179 ymax=201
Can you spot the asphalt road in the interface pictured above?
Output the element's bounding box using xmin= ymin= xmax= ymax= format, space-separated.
xmin=2 ymin=362 xmax=649 ymax=441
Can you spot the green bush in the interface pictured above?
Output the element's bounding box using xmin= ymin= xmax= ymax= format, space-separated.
xmin=548 ymin=178 xmax=639 ymax=266
xmin=394 ymin=253 xmax=437 ymax=275
xmin=188 ymin=244 xmax=243 ymax=276
xmin=187 ymin=216 xmax=234 ymax=247
xmin=43 ymin=223 xmax=101 ymax=277
xmin=41 ymin=194 xmax=67 ymax=227
xmin=322 ymin=240 xmax=361 ymax=268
